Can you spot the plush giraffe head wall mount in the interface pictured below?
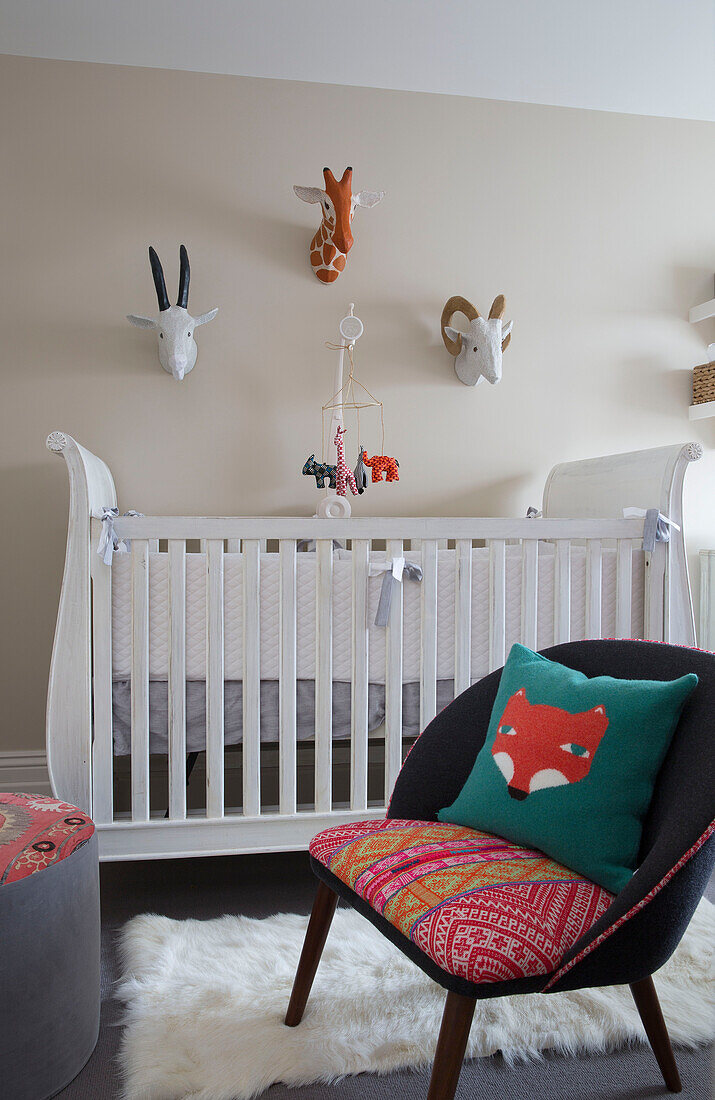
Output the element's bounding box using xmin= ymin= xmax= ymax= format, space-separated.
xmin=441 ymin=294 xmax=513 ymax=386
xmin=294 ymin=167 xmax=385 ymax=284
xmin=127 ymin=246 xmax=218 ymax=381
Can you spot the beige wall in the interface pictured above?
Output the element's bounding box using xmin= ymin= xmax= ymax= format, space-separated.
xmin=2 ymin=54 xmax=715 ymax=754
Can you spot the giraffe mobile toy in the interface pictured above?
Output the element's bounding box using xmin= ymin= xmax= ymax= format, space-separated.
xmin=334 ymin=427 xmax=358 ymax=496
xmin=294 ymin=167 xmax=385 ymax=284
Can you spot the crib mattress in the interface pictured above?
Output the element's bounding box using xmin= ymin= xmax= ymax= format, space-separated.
xmin=111 ymin=543 xmax=645 ymax=684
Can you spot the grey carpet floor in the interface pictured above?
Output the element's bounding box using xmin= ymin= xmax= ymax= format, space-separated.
xmin=56 ymin=853 xmax=715 ymax=1100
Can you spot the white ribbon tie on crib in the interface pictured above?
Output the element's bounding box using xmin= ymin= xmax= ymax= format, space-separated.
xmin=623 ymin=507 xmax=679 ymax=553
xmin=370 ymin=557 xmax=423 ymax=627
xmin=98 ymin=508 xmax=144 ymax=565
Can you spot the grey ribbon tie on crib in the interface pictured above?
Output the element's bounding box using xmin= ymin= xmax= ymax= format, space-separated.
xmin=97 ymin=508 xmax=144 ymax=565
xmin=623 ymin=507 xmax=679 ymax=553
xmin=371 ymin=557 xmax=423 ymax=627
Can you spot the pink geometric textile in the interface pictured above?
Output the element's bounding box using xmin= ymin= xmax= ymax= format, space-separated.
xmin=310 ymin=818 xmax=614 ymax=983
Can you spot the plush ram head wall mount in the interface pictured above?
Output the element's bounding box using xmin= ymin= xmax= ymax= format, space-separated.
xmin=294 ymin=167 xmax=385 ymax=284
xmin=441 ymin=294 xmax=513 ymax=386
xmin=127 ymin=246 xmax=218 ymax=380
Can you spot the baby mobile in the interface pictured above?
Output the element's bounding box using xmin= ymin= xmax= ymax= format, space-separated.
xmin=302 ymin=304 xmax=399 ymax=518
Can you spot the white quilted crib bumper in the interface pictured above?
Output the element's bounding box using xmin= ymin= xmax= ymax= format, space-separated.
xmin=111 ymin=543 xmax=645 ymax=685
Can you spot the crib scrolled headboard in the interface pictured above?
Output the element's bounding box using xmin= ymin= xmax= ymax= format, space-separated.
xmin=46 ymin=432 xmax=117 ymax=811
xmin=542 ymin=442 xmax=703 ymax=647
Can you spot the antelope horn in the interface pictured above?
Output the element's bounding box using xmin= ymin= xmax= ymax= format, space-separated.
xmin=441 ymin=295 xmax=479 ymax=357
xmin=488 ymin=294 xmax=505 ymax=320
xmin=149 ymin=246 xmax=170 ymax=312
xmin=177 ymin=244 xmax=190 ymax=309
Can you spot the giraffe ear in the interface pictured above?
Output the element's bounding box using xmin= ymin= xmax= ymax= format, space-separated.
xmin=294 ymin=186 xmax=323 ymax=204
xmin=354 ymin=189 xmax=385 ymax=209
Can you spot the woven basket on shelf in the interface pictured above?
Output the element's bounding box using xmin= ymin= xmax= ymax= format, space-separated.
xmin=692 ymin=361 xmax=715 ymax=405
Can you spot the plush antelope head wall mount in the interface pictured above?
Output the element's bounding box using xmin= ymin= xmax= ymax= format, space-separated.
xmin=127 ymin=246 xmax=218 ymax=380
xmin=441 ymin=294 xmax=513 ymax=386
xmin=294 ymin=167 xmax=385 ymax=284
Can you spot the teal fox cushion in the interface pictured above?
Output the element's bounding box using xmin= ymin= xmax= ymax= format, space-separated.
xmin=438 ymin=644 xmax=698 ymax=893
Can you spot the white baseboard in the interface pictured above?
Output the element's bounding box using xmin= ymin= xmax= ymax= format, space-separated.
xmin=0 ymin=750 xmax=52 ymax=796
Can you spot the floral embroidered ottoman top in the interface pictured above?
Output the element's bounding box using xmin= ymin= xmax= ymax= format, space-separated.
xmin=310 ymin=819 xmax=614 ymax=984
xmin=0 ymin=793 xmax=94 ymax=885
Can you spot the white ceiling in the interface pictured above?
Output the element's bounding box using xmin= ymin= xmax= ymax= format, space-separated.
xmin=2 ymin=0 xmax=715 ymax=121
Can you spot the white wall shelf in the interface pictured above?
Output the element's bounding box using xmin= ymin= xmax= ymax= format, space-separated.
xmin=689 ymin=400 xmax=715 ymax=421
xmin=688 ymin=284 xmax=714 ymax=417
xmin=689 ymin=298 xmax=715 ymax=324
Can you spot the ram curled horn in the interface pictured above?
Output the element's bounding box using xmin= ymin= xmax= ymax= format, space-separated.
xmin=440 ymin=294 xmax=512 ymax=387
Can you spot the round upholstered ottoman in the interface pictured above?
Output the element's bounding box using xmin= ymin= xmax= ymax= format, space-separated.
xmin=0 ymin=793 xmax=99 ymax=1100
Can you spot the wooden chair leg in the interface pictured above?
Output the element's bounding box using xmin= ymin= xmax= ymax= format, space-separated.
xmin=630 ymin=975 xmax=682 ymax=1093
xmin=284 ymin=880 xmax=339 ymax=1027
xmin=426 ymin=991 xmax=476 ymax=1100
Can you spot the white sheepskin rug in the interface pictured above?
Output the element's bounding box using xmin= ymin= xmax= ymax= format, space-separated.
xmin=118 ymin=899 xmax=714 ymax=1100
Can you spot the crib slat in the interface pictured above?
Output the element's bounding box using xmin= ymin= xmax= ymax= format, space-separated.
xmin=454 ymin=539 xmax=472 ymax=695
xmin=243 ymin=539 xmax=261 ymax=817
xmin=616 ymin=538 xmax=633 ymax=638
xmin=168 ymin=540 xmax=187 ymax=820
xmin=91 ymin=535 xmax=113 ymax=824
xmin=420 ymin=540 xmax=438 ymax=728
xmin=206 ymin=540 xmax=225 ymax=819
xmin=315 ymin=539 xmax=333 ymax=814
xmin=279 ymin=539 xmax=297 ymax=815
xmin=644 ymin=540 xmax=666 ymax=642
xmin=351 ymin=539 xmax=370 ymax=812
xmin=521 ymin=540 xmax=539 ymax=650
xmin=226 ymin=539 xmax=241 ymax=554
xmin=385 ymin=538 xmax=404 ymax=802
xmin=489 ymin=539 xmax=506 ymax=671
xmin=586 ymin=539 xmax=602 ymax=637
xmin=130 ymin=539 xmax=150 ymax=823
xmin=554 ymin=540 xmax=571 ymax=645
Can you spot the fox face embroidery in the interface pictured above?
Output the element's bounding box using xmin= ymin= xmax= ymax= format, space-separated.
xmin=491 ymin=689 xmax=609 ymax=801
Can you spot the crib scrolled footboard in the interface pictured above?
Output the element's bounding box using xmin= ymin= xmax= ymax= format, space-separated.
xmin=46 ymin=432 xmax=117 ymax=813
xmin=542 ymin=441 xmax=702 ymax=645
xmin=47 ymin=434 xmax=700 ymax=862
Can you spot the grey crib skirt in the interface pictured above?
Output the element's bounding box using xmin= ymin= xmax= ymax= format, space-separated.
xmin=111 ymin=680 xmax=457 ymax=756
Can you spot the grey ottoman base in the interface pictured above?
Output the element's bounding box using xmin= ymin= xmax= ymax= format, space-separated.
xmin=0 ymin=832 xmax=100 ymax=1100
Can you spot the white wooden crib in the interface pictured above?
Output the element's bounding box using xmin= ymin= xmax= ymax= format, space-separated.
xmin=45 ymin=432 xmax=701 ymax=861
